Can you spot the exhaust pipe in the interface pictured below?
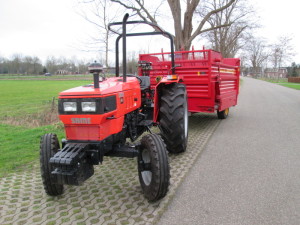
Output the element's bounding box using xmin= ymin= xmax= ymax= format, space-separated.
xmin=93 ymin=73 xmax=100 ymax=89
xmin=88 ymin=61 xmax=103 ymax=89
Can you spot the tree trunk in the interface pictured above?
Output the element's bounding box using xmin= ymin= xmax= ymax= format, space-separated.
xmin=168 ymin=0 xmax=199 ymax=51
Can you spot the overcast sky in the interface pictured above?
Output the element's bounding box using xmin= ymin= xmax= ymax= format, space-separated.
xmin=0 ymin=0 xmax=299 ymax=64
xmin=0 ymin=0 xmax=94 ymax=62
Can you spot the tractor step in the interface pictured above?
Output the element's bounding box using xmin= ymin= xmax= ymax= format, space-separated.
xmin=50 ymin=143 xmax=94 ymax=185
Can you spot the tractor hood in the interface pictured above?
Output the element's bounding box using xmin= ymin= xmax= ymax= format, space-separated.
xmin=59 ymin=77 xmax=139 ymax=97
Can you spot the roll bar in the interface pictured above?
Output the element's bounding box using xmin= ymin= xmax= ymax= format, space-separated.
xmin=108 ymin=14 xmax=176 ymax=81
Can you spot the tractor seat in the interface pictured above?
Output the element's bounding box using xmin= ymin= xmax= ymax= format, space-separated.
xmin=139 ymin=76 xmax=150 ymax=90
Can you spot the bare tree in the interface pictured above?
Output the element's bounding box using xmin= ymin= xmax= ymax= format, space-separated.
xmin=111 ymin=0 xmax=236 ymax=51
xmin=11 ymin=54 xmax=23 ymax=74
xmin=77 ymin=59 xmax=89 ymax=74
xmin=125 ymin=51 xmax=139 ymax=74
xmin=23 ymin=56 xmax=33 ymax=74
xmin=45 ymin=56 xmax=58 ymax=74
xmin=0 ymin=56 xmax=5 ymax=74
xmin=32 ymin=56 xmax=42 ymax=74
xmin=270 ymin=36 xmax=294 ymax=69
xmin=243 ymin=36 xmax=269 ymax=77
xmin=200 ymin=0 xmax=256 ymax=58
xmin=79 ymin=0 xmax=124 ymax=67
xmin=0 ymin=54 xmax=90 ymax=75
xmin=0 ymin=55 xmax=43 ymax=75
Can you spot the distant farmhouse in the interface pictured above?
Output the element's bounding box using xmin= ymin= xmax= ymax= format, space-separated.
xmin=243 ymin=67 xmax=288 ymax=78
xmin=56 ymin=70 xmax=69 ymax=75
xmin=264 ymin=68 xmax=288 ymax=78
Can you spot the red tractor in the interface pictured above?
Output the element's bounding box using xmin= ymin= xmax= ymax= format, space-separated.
xmin=40 ymin=14 xmax=188 ymax=202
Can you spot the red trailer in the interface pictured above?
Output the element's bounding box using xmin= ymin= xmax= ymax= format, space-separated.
xmin=138 ymin=48 xmax=240 ymax=119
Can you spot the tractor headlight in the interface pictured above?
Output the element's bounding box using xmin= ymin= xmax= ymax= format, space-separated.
xmin=63 ymin=102 xmax=77 ymax=112
xmin=81 ymin=102 xmax=96 ymax=112
xmin=59 ymin=96 xmax=116 ymax=115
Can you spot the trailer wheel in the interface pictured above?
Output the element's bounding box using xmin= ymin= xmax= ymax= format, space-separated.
xmin=40 ymin=133 xmax=64 ymax=196
xmin=138 ymin=134 xmax=170 ymax=202
xmin=159 ymin=83 xmax=188 ymax=153
xmin=217 ymin=108 xmax=229 ymax=119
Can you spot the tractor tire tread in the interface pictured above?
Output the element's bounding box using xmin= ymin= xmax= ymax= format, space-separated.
xmin=139 ymin=134 xmax=170 ymax=202
xmin=40 ymin=133 xmax=64 ymax=196
xmin=159 ymin=83 xmax=188 ymax=153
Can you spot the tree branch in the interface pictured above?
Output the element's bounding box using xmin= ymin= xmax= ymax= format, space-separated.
xmin=135 ymin=0 xmax=158 ymax=24
xmin=198 ymin=22 xmax=233 ymax=35
xmin=189 ymin=0 xmax=236 ymax=43
xmin=111 ymin=0 xmax=162 ymax=32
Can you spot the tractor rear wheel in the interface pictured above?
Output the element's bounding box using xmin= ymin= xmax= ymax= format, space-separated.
xmin=138 ymin=134 xmax=170 ymax=202
xmin=159 ymin=83 xmax=188 ymax=153
xmin=40 ymin=133 xmax=64 ymax=196
xmin=217 ymin=108 xmax=229 ymax=119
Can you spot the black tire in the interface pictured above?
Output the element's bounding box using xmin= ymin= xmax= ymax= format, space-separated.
xmin=159 ymin=83 xmax=188 ymax=153
xmin=138 ymin=134 xmax=170 ymax=202
xmin=40 ymin=133 xmax=64 ymax=196
xmin=217 ymin=108 xmax=229 ymax=119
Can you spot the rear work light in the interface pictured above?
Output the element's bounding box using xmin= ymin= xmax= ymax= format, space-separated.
xmin=167 ymin=75 xmax=178 ymax=80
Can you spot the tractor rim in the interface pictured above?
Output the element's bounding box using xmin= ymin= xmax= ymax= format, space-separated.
xmin=141 ymin=149 xmax=152 ymax=186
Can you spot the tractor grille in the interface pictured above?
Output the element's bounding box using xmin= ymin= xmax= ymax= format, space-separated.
xmin=65 ymin=125 xmax=100 ymax=140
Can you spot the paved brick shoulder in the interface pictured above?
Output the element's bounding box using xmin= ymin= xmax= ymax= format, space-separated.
xmin=0 ymin=114 xmax=220 ymax=225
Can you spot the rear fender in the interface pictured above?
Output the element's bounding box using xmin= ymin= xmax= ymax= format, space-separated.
xmin=153 ymin=77 xmax=181 ymax=122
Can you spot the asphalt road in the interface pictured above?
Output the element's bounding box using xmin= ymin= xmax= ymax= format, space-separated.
xmin=158 ymin=77 xmax=300 ymax=225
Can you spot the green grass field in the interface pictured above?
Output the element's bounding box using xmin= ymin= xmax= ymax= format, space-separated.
xmin=0 ymin=80 xmax=91 ymax=118
xmin=0 ymin=79 xmax=91 ymax=177
xmin=278 ymin=82 xmax=300 ymax=90
xmin=0 ymin=124 xmax=65 ymax=177
xmin=0 ymin=74 xmax=91 ymax=80
xmin=258 ymin=78 xmax=300 ymax=90
xmin=259 ymin=78 xmax=288 ymax=83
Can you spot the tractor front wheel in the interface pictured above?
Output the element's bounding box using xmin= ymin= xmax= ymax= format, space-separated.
xmin=138 ymin=134 xmax=170 ymax=202
xmin=40 ymin=133 xmax=64 ymax=196
xmin=159 ymin=83 xmax=188 ymax=153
